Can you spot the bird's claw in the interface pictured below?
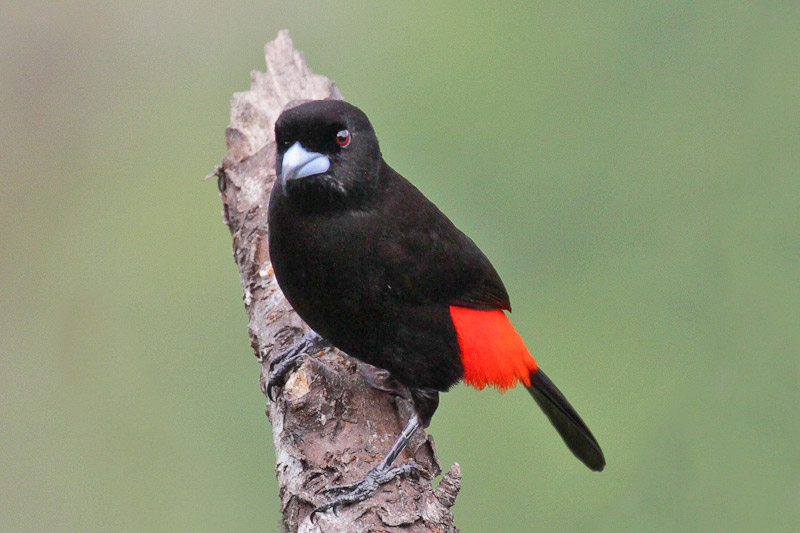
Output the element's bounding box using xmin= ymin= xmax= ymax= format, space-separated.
xmin=312 ymin=463 xmax=420 ymax=515
xmin=266 ymin=331 xmax=327 ymax=401
xmin=266 ymin=350 xmax=304 ymax=401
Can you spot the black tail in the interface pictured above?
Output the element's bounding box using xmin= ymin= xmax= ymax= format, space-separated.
xmin=525 ymin=368 xmax=605 ymax=471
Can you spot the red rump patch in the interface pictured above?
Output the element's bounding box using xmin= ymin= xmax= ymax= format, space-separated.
xmin=449 ymin=306 xmax=538 ymax=391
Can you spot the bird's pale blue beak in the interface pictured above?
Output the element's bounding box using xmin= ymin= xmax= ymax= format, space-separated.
xmin=280 ymin=142 xmax=330 ymax=182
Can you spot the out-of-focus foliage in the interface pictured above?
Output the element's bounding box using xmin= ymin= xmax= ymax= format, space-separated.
xmin=2 ymin=2 xmax=798 ymax=531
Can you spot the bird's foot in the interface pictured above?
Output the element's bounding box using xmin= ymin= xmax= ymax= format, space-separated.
xmin=266 ymin=330 xmax=328 ymax=400
xmin=312 ymin=463 xmax=420 ymax=515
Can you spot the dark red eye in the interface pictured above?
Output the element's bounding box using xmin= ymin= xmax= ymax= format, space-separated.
xmin=336 ymin=129 xmax=351 ymax=147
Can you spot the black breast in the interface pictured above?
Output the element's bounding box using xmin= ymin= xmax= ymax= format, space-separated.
xmin=267 ymin=175 xmax=465 ymax=391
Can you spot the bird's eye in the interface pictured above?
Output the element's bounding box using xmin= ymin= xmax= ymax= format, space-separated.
xmin=335 ymin=129 xmax=351 ymax=148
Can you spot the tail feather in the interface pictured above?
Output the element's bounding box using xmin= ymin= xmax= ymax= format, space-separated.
xmin=526 ymin=368 xmax=605 ymax=471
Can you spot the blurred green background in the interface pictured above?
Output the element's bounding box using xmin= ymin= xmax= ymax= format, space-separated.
xmin=2 ymin=2 xmax=798 ymax=531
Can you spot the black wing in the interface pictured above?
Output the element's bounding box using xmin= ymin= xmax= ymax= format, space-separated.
xmin=375 ymin=165 xmax=511 ymax=311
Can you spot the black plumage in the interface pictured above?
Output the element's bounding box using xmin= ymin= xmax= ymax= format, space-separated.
xmin=267 ymin=99 xmax=604 ymax=504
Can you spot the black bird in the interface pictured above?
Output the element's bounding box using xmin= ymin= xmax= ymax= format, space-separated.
xmin=267 ymin=99 xmax=604 ymax=512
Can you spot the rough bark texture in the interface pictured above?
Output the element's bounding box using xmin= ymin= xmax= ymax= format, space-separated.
xmin=213 ymin=30 xmax=461 ymax=533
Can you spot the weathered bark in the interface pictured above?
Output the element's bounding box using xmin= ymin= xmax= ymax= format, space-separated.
xmin=213 ymin=30 xmax=461 ymax=533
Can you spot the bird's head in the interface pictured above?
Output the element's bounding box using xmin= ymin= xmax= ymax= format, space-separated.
xmin=274 ymin=100 xmax=382 ymax=205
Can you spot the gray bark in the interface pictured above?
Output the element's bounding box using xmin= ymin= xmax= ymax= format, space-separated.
xmin=213 ymin=30 xmax=461 ymax=533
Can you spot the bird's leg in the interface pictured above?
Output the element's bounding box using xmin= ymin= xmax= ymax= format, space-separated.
xmin=313 ymin=414 xmax=422 ymax=515
xmin=266 ymin=330 xmax=328 ymax=400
